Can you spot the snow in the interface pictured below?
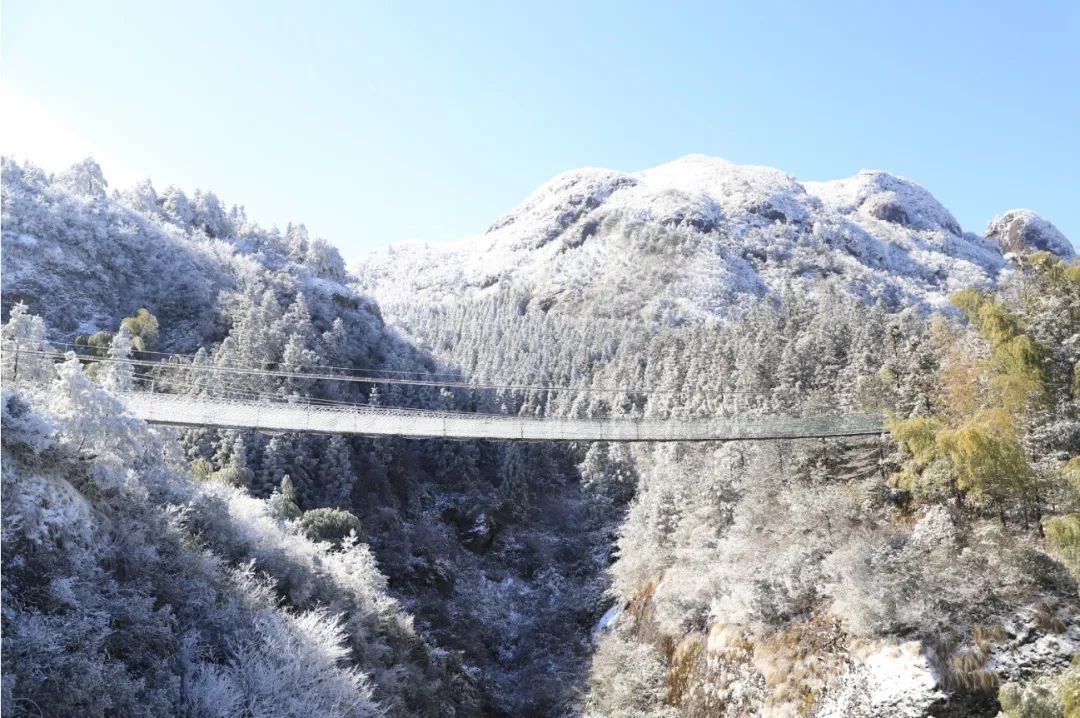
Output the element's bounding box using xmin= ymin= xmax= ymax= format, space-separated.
xmin=986 ymin=208 xmax=1075 ymax=258
xmin=351 ymin=155 xmax=1052 ymax=322
xmin=592 ymin=603 xmax=623 ymax=640
xmin=861 ymin=642 xmax=940 ymax=709
xmin=817 ymin=641 xmax=944 ymax=718
xmin=635 ymin=153 xmax=810 ymax=224
xmin=804 ymin=170 xmax=962 ymax=235
xmin=986 ymin=608 xmax=1080 ymax=680
xmin=303 ymin=275 xmax=354 ymax=300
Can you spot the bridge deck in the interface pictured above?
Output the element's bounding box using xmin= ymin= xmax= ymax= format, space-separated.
xmin=120 ymin=393 xmax=885 ymax=442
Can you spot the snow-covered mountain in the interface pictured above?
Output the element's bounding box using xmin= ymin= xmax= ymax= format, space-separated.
xmin=354 ymin=155 xmax=1072 ymax=321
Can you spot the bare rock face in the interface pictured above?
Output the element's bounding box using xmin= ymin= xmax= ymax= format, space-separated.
xmin=986 ymin=210 xmax=1075 ymax=258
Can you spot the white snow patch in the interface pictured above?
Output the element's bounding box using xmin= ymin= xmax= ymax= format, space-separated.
xmin=817 ymin=641 xmax=943 ymax=718
xmin=592 ymin=603 xmax=623 ymax=640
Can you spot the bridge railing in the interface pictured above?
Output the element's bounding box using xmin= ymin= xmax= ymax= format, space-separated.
xmin=117 ymin=392 xmax=885 ymax=442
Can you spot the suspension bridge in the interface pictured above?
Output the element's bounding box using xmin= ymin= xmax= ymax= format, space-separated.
xmin=5 ymin=345 xmax=886 ymax=442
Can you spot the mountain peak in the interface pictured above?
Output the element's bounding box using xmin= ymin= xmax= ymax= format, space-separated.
xmin=634 ymin=155 xmax=810 ymax=225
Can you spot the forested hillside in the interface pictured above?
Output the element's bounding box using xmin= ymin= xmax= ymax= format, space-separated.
xmin=380 ymin=254 xmax=1080 ymax=716
xmin=2 ymin=155 xmax=1078 ymax=717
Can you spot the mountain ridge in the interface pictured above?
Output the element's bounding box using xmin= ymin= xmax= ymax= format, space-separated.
xmin=353 ymin=155 xmax=1072 ymax=322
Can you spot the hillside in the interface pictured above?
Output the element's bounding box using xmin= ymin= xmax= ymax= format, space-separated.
xmin=355 ymin=155 xmax=1071 ymax=322
xmin=0 ymin=158 xmax=622 ymax=716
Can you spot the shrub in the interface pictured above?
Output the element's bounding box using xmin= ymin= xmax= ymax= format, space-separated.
xmin=121 ymin=308 xmax=160 ymax=353
xmin=582 ymin=626 xmax=676 ymax=718
xmin=300 ymin=508 xmax=362 ymax=546
xmin=999 ymin=678 xmax=1065 ymax=718
xmin=209 ymin=466 xmax=254 ymax=488
xmin=191 ymin=457 xmax=214 ymax=482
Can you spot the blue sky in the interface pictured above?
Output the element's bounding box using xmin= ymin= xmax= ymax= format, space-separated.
xmin=3 ymin=0 xmax=1077 ymax=258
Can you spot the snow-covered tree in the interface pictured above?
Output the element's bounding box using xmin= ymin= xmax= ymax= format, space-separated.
xmin=160 ymin=185 xmax=194 ymax=225
xmin=100 ymin=323 xmax=135 ymax=392
xmin=2 ymin=302 xmax=53 ymax=381
xmin=57 ymin=157 xmax=108 ymax=198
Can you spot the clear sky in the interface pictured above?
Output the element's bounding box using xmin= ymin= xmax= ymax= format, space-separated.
xmin=3 ymin=0 xmax=1077 ymax=259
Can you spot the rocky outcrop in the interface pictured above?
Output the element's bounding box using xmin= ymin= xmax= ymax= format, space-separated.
xmin=986 ymin=210 xmax=1075 ymax=258
xmin=605 ymin=583 xmax=1078 ymax=717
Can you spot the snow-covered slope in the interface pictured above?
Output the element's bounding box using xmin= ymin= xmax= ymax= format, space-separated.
xmin=353 ymin=155 xmax=1072 ymax=321
xmin=1 ymin=158 xmax=380 ymax=352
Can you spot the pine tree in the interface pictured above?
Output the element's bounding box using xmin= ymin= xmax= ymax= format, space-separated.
xmin=317 ymin=435 xmax=355 ymax=507
xmin=259 ymin=436 xmax=289 ymax=497
xmin=496 ymin=444 xmax=531 ymax=521
xmin=160 ymin=186 xmax=194 ymax=225
xmin=285 ymin=222 xmax=310 ymax=261
xmin=57 ymin=157 xmax=108 ymax=198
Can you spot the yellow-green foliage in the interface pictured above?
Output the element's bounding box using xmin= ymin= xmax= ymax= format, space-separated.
xmin=949 ymin=289 xmax=1046 ymax=413
xmin=191 ymin=457 xmax=213 ymax=482
xmin=998 ymin=651 xmax=1080 ymax=718
xmin=75 ymin=330 xmax=114 ymax=357
xmin=1064 ymin=655 xmax=1080 ymax=718
xmin=936 ymin=409 xmax=1035 ymax=505
xmin=888 ymin=274 xmax=1063 ymax=517
xmin=889 ymin=410 xmax=1035 ymax=509
xmin=889 ymin=415 xmax=945 ymax=463
xmin=1044 ymin=514 xmax=1080 ymax=585
xmin=299 ymin=507 xmax=362 ymax=546
xmin=1022 ymin=251 xmax=1080 ymax=292
xmin=999 ymin=679 xmax=1064 ymax=718
xmin=208 ymin=465 xmax=253 ymax=488
xmin=888 ymin=415 xmax=952 ymax=500
xmin=1064 ymin=457 xmax=1080 ymax=494
xmin=87 ymin=330 xmax=114 ymax=354
xmin=121 ymin=308 xmax=160 ymax=353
